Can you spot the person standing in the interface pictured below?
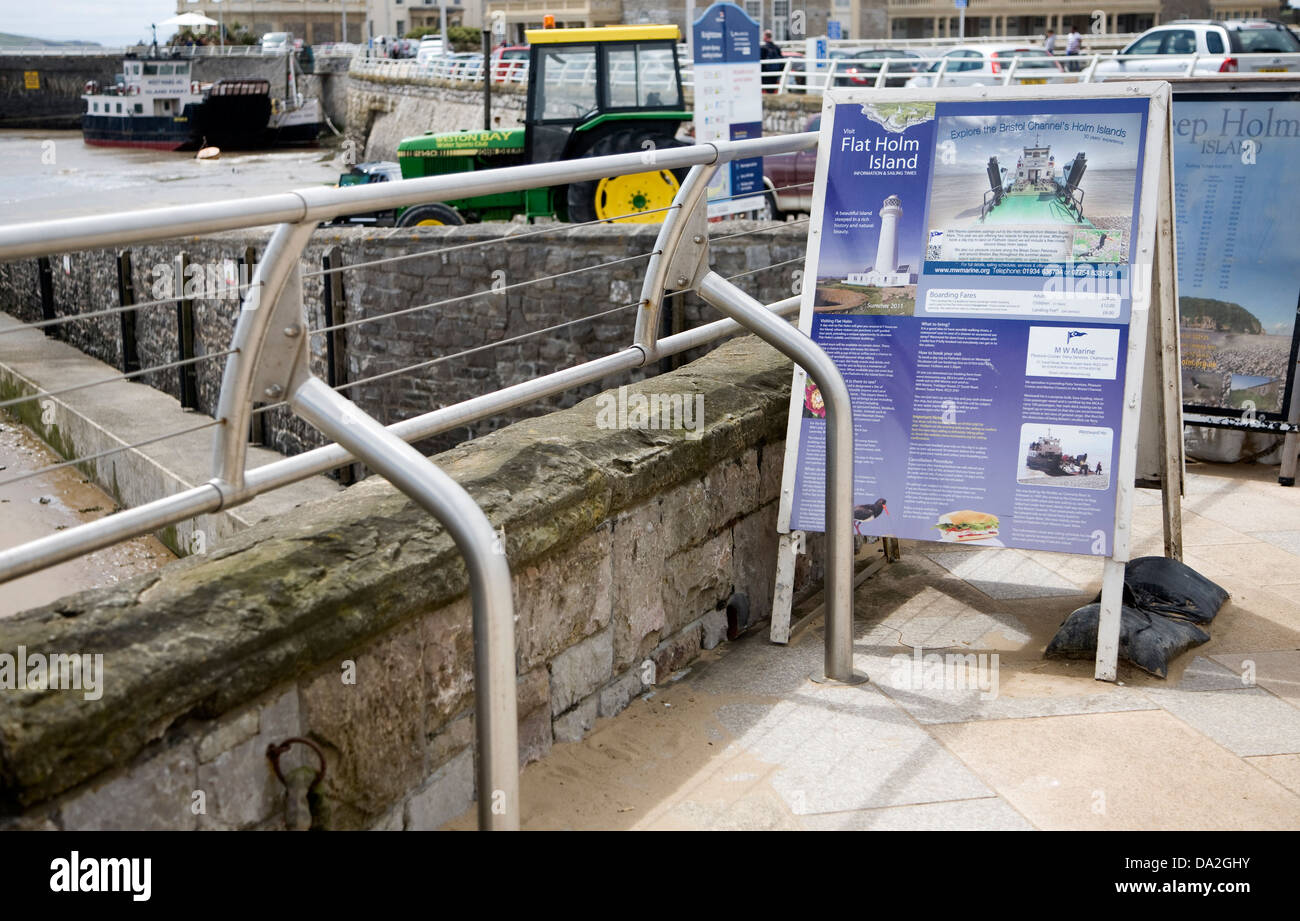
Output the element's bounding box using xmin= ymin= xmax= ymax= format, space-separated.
xmin=760 ymin=29 xmax=784 ymax=94
xmin=1066 ymin=26 xmax=1083 ymax=71
xmin=1044 ymin=29 xmax=1057 ymax=56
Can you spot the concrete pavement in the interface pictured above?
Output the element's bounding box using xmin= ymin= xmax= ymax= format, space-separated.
xmin=448 ymin=460 xmax=1300 ymax=830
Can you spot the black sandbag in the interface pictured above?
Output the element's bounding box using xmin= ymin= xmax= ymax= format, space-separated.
xmin=1088 ymin=556 xmax=1229 ymax=625
xmin=1044 ymin=602 xmax=1211 ymax=679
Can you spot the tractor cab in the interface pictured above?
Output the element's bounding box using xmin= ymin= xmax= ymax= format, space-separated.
xmin=390 ymin=24 xmax=692 ymax=226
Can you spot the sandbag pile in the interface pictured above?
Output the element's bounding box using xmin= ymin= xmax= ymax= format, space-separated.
xmin=1044 ymin=557 xmax=1230 ymax=678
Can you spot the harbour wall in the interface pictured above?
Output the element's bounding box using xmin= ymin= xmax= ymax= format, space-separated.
xmin=0 ymin=335 xmax=827 ymax=829
xmin=0 ymin=52 xmax=350 ymax=130
xmin=0 ymin=222 xmax=809 ymax=467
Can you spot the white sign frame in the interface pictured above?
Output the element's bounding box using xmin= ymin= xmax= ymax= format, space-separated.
xmin=770 ymin=83 xmax=1183 ymax=681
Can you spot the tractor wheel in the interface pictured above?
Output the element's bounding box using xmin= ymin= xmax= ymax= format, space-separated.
xmin=565 ymin=130 xmax=686 ymax=225
xmin=396 ymin=202 xmax=465 ymax=227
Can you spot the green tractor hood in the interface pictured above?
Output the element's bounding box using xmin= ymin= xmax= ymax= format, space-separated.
xmin=397 ymin=128 xmax=526 ymax=160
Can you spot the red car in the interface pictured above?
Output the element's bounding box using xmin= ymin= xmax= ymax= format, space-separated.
xmin=491 ymin=45 xmax=529 ymax=83
xmin=762 ymin=115 xmax=818 ymax=219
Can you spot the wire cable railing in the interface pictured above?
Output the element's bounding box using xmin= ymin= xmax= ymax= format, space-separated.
xmin=0 ymin=130 xmax=821 ymax=831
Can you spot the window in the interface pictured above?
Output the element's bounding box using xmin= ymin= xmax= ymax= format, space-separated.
xmin=116 ymin=102 xmax=122 ymax=113
xmin=134 ymin=103 xmax=143 ymax=113
xmin=1230 ymin=25 xmax=1300 ymax=53
xmin=1206 ymin=31 xmax=1224 ymax=54
xmin=1163 ymin=30 xmax=1196 ymax=54
xmin=773 ymin=0 xmax=789 ymax=41
xmin=536 ymin=45 xmax=597 ymax=120
xmin=1125 ymin=32 xmax=1166 ymax=55
xmin=91 ymin=102 xmax=97 ymax=112
xmin=606 ymin=44 xmax=680 ymax=109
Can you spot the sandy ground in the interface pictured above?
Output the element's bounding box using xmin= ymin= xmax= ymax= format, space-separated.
xmin=0 ymin=411 xmax=173 ymax=618
xmin=448 ymin=459 xmax=1300 ymax=830
xmin=0 ymin=129 xmax=343 ymax=220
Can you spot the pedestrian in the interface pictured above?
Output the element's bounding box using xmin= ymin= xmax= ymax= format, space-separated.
xmin=1096 ymin=461 xmax=1102 ymax=476
xmin=1066 ymin=26 xmax=1082 ymax=71
xmin=760 ymin=29 xmax=783 ymax=94
xmin=1044 ymin=29 xmax=1057 ymax=56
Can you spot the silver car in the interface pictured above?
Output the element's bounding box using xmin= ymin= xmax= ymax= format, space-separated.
xmin=905 ymin=44 xmax=1068 ymax=87
xmin=1093 ymin=19 xmax=1300 ymax=76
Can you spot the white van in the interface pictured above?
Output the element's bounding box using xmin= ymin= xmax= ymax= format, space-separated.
xmin=417 ymin=36 xmax=447 ymax=66
xmin=261 ymin=32 xmax=292 ymax=53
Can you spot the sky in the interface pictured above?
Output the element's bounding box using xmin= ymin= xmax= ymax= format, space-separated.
xmin=7 ymin=0 xmax=182 ymax=47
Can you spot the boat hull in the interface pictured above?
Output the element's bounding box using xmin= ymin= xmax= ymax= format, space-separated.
xmin=81 ymin=112 xmax=196 ymax=150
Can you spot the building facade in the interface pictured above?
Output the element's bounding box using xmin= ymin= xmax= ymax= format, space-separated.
xmin=367 ymin=0 xmax=476 ymax=37
xmin=591 ymin=0 xmax=1283 ymax=41
xmin=175 ymin=1 xmax=368 ymax=43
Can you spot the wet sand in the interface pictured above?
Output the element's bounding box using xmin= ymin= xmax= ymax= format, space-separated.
xmin=0 ymin=129 xmax=344 ymax=220
xmin=0 ymin=412 xmax=173 ymax=618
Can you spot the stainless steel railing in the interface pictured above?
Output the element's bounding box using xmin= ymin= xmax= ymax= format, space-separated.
xmin=0 ymin=131 xmax=845 ymax=826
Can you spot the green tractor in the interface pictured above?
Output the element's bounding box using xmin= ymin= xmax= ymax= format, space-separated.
xmin=391 ymin=25 xmax=692 ymax=226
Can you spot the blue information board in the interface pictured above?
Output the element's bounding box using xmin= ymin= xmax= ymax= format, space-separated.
xmin=693 ymin=2 xmax=764 ymax=215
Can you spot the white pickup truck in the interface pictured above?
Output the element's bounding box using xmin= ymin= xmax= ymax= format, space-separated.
xmin=1093 ymin=19 xmax=1300 ymax=77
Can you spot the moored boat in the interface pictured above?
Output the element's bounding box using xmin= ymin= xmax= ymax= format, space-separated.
xmin=81 ymin=55 xmax=201 ymax=150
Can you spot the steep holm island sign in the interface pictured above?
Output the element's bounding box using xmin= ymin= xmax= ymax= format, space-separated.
xmin=1172 ymin=90 xmax=1300 ymax=425
xmin=782 ymin=94 xmax=1152 ymax=556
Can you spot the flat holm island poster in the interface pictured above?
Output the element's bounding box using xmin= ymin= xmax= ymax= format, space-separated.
xmin=789 ymin=96 xmax=1149 ymax=556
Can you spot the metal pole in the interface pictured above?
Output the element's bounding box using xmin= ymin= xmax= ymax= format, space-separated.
xmin=959 ymin=7 xmax=966 ymax=40
xmin=695 ymin=272 xmax=860 ymax=684
xmin=289 ymin=376 xmax=519 ymax=831
xmin=482 ymin=27 xmax=492 ymax=130
xmin=341 ymin=0 xmax=347 ymax=44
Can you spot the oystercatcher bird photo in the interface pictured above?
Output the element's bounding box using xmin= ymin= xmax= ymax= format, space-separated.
xmin=853 ymin=498 xmax=889 ymax=535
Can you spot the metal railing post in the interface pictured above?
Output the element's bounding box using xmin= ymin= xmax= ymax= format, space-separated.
xmin=115 ymin=250 xmax=140 ymax=374
xmin=37 ymin=256 xmax=55 ymax=332
xmin=289 ymin=377 xmax=519 ymax=831
xmin=176 ymin=251 xmax=199 ymax=410
xmin=695 ymin=273 xmax=859 ymax=684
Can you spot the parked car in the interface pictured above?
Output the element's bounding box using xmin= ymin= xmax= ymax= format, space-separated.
xmin=762 ymin=115 xmax=819 ymax=218
xmin=833 ymin=49 xmax=925 ymax=87
xmin=261 ymin=32 xmax=292 ymax=53
xmin=330 ymin=161 xmax=403 ymax=225
xmin=1092 ymin=19 xmax=1300 ymax=76
xmin=416 ymin=36 xmax=446 ymax=67
xmin=905 ymin=44 xmax=1066 ymax=87
xmin=491 ymin=45 xmax=529 ymax=83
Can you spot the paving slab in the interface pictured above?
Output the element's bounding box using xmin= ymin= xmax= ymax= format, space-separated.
xmin=1246 ymin=530 xmax=1300 ymax=556
xmin=1210 ymin=650 xmax=1300 ymax=710
xmin=1177 ymin=656 xmax=1248 ymax=692
xmin=1246 ymin=754 xmax=1300 ymax=797
xmin=714 ymin=684 xmax=994 ymax=814
xmin=923 ymin=547 xmax=1084 ymax=600
xmin=1139 ymin=686 xmax=1300 ymax=757
xmin=798 ymin=796 xmax=1035 ymax=831
xmin=929 ymin=709 xmax=1300 ymax=830
xmin=856 ymin=585 xmax=1034 ymax=650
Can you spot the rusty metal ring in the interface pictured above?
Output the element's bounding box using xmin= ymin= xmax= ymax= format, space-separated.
xmin=267 ymin=737 xmax=327 ymax=789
